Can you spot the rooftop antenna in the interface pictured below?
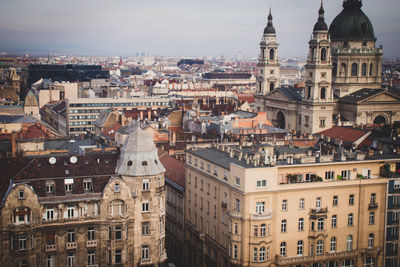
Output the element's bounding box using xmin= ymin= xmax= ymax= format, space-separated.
xmin=47 ymin=50 xmax=50 ymax=64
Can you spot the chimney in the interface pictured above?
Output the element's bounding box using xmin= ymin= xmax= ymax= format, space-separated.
xmin=11 ymin=131 xmax=17 ymax=157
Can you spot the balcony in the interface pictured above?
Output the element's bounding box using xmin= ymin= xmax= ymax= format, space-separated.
xmin=86 ymin=240 xmax=97 ymax=247
xmin=156 ymin=185 xmax=165 ymax=194
xmin=45 ymin=244 xmax=56 ymax=252
xmin=66 ymin=242 xmax=77 ymax=250
xmin=229 ymin=210 xmax=241 ymax=219
xmin=140 ymin=258 xmax=153 ymax=266
xmin=250 ymin=210 xmax=273 ymax=220
xmin=368 ymin=202 xmax=378 ymax=210
xmin=275 ymin=250 xmax=358 ymax=265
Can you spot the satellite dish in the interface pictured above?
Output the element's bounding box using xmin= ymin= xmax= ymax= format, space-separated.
xmin=49 ymin=157 xmax=56 ymax=165
xmin=70 ymin=156 xmax=78 ymax=164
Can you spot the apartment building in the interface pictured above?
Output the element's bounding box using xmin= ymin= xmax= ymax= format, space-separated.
xmin=184 ymin=142 xmax=397 ymax=267
xmin=0 ymin=126 xmax=167 ymax=267
xmin=67 ymin=97 xmax=170 ymax=136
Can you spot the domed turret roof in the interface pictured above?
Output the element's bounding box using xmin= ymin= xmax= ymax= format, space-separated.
xmin=313 ymin=2 xmax=328 ymax=31
xmin=116 ymin=123 xmax=165 ymax=177
xmin=263 ymin=8 xmax=276 ymax=34
xmin=329 ymin=0 xmax=375 ymax=41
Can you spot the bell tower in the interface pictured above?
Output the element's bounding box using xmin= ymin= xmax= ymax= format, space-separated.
xmin=256 ymin=7 xmax=280 ymax=95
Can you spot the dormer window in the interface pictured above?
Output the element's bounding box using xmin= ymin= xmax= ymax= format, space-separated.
xmin=84 ymin=179 xmax=92 ymax=192
xmin=46 ymin=181 xmax=55 ymax=194
xmin=65 ymin=179 xmax=74 ymax=193
xmin=18 ymin=190 xmax=25 ymax=199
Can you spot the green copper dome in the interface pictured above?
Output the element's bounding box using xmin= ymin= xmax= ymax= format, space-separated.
xmin=329 ymin=0 xmax=375 ymax=41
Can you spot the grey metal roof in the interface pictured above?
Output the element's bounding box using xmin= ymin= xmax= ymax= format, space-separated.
xmin=340 ymin=88 xmax=400 ymax=104
xmin=189 ymin=148 xmax=254 ymax=169
xmin=0 ymin=115 xmax=36 ymax=124
xmin=277 ymin=87 xmax=302 ymax=101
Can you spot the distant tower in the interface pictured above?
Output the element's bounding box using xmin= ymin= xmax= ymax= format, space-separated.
xmin=300 ymin=1 xmax=334 ymax=134
xmin=256 ymin=7 xmax=280 ymax=95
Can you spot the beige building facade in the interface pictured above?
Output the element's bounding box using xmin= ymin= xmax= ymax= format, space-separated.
xmin=184 ymin=143 xmax=394 ymax=267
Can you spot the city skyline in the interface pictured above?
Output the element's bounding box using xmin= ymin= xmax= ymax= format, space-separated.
xmin=0 ymin=0 xmax=399 ymax=58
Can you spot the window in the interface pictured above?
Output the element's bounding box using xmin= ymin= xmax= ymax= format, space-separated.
xmin=270 ymin=49 xmax=275 ymax=60
xmin=256 ymin=202 xmax=265 ymax=214
xmin=325 ymin=171 xmax=334 ymax=181
xmin=316 ymin=240 xmax=323 ymax=255
xmin=46 ymin=255 xmax=55 ymax=267
xmin=14 ymin=207 xmax=31 ymax=224
xmin=200 ymin=161 xmax=204 ymax=169
xmin=19 ymin=235 xmax=27 ymax=250
xmin=299 ymin=198 xmax=304 ymax=209
xmin=282 ymin=199 xmax=287 ymax=211
xmin=253 ymin=247 xmax=257 ymax=262
xmin=343 ymin=259 xmax=354 ymax=267
xmin=317 ymin=218 xmax=324 ymax=230
xmin=281 ymin=219 xmax=287 ymax=233
xmin=260 ymin=224 xmax=266 ymax=237
xmin=233 ymin=223 xmax=238 ymax=234
xmin=115 ymin=226 xmax=122 ymax=240
xmin=108 ymin=227 xmax=112 ymax=240
xmin=142 ymin=179 xmax=150 ymax=190
xmin=259 ymin=246 xmax=266 ymax=262
xmin=369 ymin=212 xmax=375 ymax=225
xmin=370 ymin=193 xmax=376 ymax=204
xmin=321 ymin=48 xmax=327 ymax=61
xmin=88 ymin=249 xmax=95 ymax=265
xmin=332 ymin=215 xmax=337 ymax=228
xmin=349 ymin=194 xmax=354 ymax=205
xmin=342 ymin=170 xmax=351 ymax=180
xmin=347 ymin=235 xmax=353 ymax=250
xmin=235 ymin=199 xmax=241 ymax=212
xmin=142 ymin=201 xmax=149 ymax=212
xmin=320 ymin=119 xmax=326 ymax=128
xmin=298 ymin=218 xmax=304 ymax=231
xmin=65 ymin=179 xmax=74 ymax=193
xmin=83 ymin=179 xmax=92 ymax=191
xmin=364 ymin=257 xmax=374 ymax=267
xmin=195 ymin=177 xmax=197 ymax=187
xmin=333 ymin=196 xmax=338 ymax=207
xmin=67 ymin=206 xmax=75 ymax=218
xmin=67 ymin=229 xmax=75 ymax=242
xmin=253 ymin=225 xmax=258 ymax=237
xmin=235 ymin=177 xmax=240 ymax=186
xmin=114 ymin=183 xmax=120 ymax=192
xmin=348 ymin=213 xmax=354 ymax=226
xmin=330 ymin=237 xmax=336 ymax=252
xmin=109 ymin=200 xmax=126 ymax=216
xmin=46 ymin=181 xmax=54 ymax=194
xmin=257 ymin=180 xmax=267 ymax=188
xmin=368 ymin=233 xmax=374 ymax=248
xmin=316 ymin=197 xmax=322 ymax=209
xmin=115 ymin=249 xmax=122 ymax=263
xmin=233 ymin=244 xmax=238 ymax=259
xmin=194 ymin=158 xmax=198 ymax=166
xmin=280 ymin=242 xmax=286 ymax=257
xmin=369 ymin=63 xmax=373 ymax=76
xmin=87 ymin=227 xmax=95 ymax=240
xmin=142 ymin=222 xmax=150 ymax=235
xmin=207 ymin=164 xmax=211 ymax=172
xmin=362 ymin=63 xmax=367 ymax=76
xmin=297 ymin=240 xmax=303 ymax=256
xmin=351 ymin=63 xmax=358 ymax=76
xmin=67 ymin=252 xmax=75 ymax=267
xmin=214 ymin=167 xmax=218 ymax=176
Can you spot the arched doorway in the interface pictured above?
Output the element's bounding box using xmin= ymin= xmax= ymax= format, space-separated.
xmin=275 ymin=111 xmax=285 ymax=129
xmin=373 ymin=115 xmax=386 ymax=125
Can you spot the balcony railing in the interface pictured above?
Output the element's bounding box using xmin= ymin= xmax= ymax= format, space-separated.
xmin=86 ymin=240 xmax=97 ymax=247
xmin=368 ymin=202 xmax=378 ymax=210
xmin=45 ymin=244 xmax=56 ymax=252
xmin=66 ymin=242 xmax=77 ymax=250
xmin=275 ymin=250 xmax=358 ymax=265
xmin=140 ymin=258 xmax=153 ymax=265
xmin=229 ymin=210 xmax=241 ymax=219
xmin=250 ymin=210 xmax=273 ymax=220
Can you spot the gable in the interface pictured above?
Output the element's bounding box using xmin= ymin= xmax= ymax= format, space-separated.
xmin=362 ymin=92 xmax=400 ymax=103
xmin=267 ymin=90 xmax=290 ymax=101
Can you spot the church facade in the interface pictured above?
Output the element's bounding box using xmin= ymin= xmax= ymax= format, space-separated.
xmin=255 ymin=0 xmax=400 ymax=134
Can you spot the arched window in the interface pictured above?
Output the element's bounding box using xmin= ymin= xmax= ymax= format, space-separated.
xmin=321 ymin=48 xmax=327 ymax=61
xmin=312 ymin=48 xmax=316 ymax=60
xmin=330 ymin=237 xmax=336 ymax=252
xmin=260 ymin=224 xmax=266 ymax=236
xmin=362 ymin=63 xmax=367 ymax=76
xmin=368 ymin=233 xmax=374 ymax=248
xmin=351 ymin=63 xmax=358 ymax=76
xmin=332 ymin=63 xmax=337 ymax=77
xmin=297 ymin=240 xmax=303 ymax=256
xmin=320 ymin=87 xmax=326 ymax=99
xmin=280 ymin=242 xmax=286 ymax=257
xmin=369 ymin=63 xmax=373 ymax=76
xmin=13 ymin=207 xmax=31 ymax=225
xmin=316 ymin=240 xmax=324 ymax=255
xmin=108 ymin=200 xmax=126 ymax=216
xmin=347 ymin=235 xmax=353 ymax=250
xmin=270 ymin=49 xmax=275 ymax=61
xmin=253 ymin=247 xmax=257 ymax=262
xmin=259 ymin=246 xmax=266 ymax=262
xmin=270 ymin=82 xmax=275 ymax=92
xmin=340 ymin=63 xmax=347 ymax=77
xmin=307 ymin=86 xmax=312 ymax=99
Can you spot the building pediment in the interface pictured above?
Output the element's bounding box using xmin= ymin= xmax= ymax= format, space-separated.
xmin=266 ymin=89 xmax=290 ymax=101
xmin=340 ymin=88 xmax=400 ymax=105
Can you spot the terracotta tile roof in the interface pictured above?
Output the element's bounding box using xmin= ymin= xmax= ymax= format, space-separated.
xmin=317 ymin=126 xmax=370 ymax=145
xmin=102 ymin=124 xmax=122 ymax=140
xmin=159 ymin=154 xmax=185 ymax=188
xmin=19 ymin=124 xmax=48 ymax=140
xmin=237 ymin=93 xmax=255 ymax=104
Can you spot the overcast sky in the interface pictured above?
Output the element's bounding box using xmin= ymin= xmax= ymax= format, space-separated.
xmin=0 ymin=0 xmax=399 ymax=58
